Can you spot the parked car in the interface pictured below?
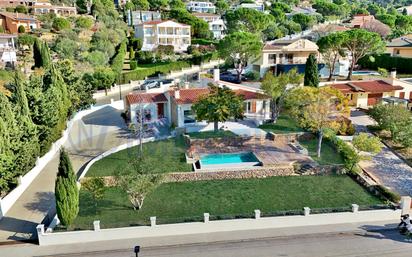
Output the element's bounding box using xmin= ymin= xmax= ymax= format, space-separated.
xmin=137 ymin=79 xmax=175 ymax=90
xmin=220 ymin=72 xmax=247 ymax=84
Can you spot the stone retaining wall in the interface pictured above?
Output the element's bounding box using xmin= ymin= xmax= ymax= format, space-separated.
xmin=81 ymin=167 xmax=295 ymax=186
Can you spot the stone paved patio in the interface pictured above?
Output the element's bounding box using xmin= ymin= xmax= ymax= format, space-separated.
xmin=189 ymin=136 xmax=314 ymax=167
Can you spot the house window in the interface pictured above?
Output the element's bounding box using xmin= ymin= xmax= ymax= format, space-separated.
xmin=268 ymin=54 xmax=276 ymax=64
xmin=183 ymin=110 xmax=196 ymax=124
xmin=395 ymin=49 xmax=400 ymax=55
xmin=286 ymin=54 xmax=294 ymax=64
xmin=245 ymin=102 xmax=251 ymax=113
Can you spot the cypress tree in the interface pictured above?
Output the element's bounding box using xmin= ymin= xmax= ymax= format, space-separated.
xmin=304 ymin=54 xmax=319 ymax=87
xmin=32 ymin=39 xmax=51 ymax=69
xmin=33 ymin=38 xmax=42 ymax=68
xmin=55 ymin=148 xmax=79 ymax=227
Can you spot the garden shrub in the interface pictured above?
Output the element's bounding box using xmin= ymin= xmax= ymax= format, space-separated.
xmin=136 ymin=51 xmax=157 ymax=64
xmin=156 ymin=45 xmax=175 ymax=56
xmin=130 ymin=60 xmax=137 ymax=70
xmin=245 ymin=71 xmax=260 ymax=81
xmin=110 ymin=39 xmax=127 ymax=77
xmin=326 ymin=132 xmax=361 ymax=173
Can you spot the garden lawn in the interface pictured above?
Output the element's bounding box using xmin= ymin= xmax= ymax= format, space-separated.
xmin=86 ymin=138 xmax=192 ymax=177
xmin=299 ymin=138 xmax=345 ymax=165
xmin=259 ymin=114 xmax=303 ymax=134
xmin=187 ymin=130 xmax=238 ymax=139
xmin=72 ymin=175 xmax=383 ymax=230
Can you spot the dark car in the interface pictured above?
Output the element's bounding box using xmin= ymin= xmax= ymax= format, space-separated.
xmin=220 ymin=72 xmax=246 ymax=84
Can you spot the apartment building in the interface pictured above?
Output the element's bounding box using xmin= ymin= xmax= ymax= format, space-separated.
xmin=135 ymin=20 xmax=191 ymax=52
xmin=186 ymin=1 xmax=216 ymax=13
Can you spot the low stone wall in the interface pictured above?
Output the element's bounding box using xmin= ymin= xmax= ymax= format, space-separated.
xmin=166 ymin=167 xmax=295 ymax=183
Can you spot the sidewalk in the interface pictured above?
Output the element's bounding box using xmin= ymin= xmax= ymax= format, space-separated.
xmin=0 ymin=220 xmax=399 ymax=257
xmin=0 ymin=106 xmax=131 ymax=242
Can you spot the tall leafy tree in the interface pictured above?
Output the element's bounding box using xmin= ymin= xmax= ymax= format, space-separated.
xmin=261 ymin=68 xmax=302 ymax=122
xmin=55 ymin=148 xmax=79 ymax=226
xmin=287 ymin=86 xmax=348 ymax=157
xmin=132 ymin=0 xmax=149 ymax=10
xmin=317 ymin=32 xmax=345 ymax=81
xmin=192 ymin=84 xmax=244 ymax=132
xmin=342 ymin=29 xmax=384 ymax=80
xmin=304 ymin=54 xmax=319 ymax=87
xmin=218 ymin=32 xmax=262 ymax=81
xmin=225 ymin=8 xmax=274 ymax=35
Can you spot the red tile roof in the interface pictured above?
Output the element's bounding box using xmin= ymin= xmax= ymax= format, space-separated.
xmin=126 ymin=92 xmax=167 ymax=105
xmin=235 ymin=90 xmax=270 ymax=100
xmin=169 ymin=88 xmax=270 ymax=104
xmin=169 ymin=88 xmax=210 ymax=104
xmin=331 ymin=80 xmax=403 ymax=94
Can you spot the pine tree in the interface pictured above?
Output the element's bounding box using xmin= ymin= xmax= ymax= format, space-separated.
xmin=304 ymin=54 xmax=319 ymax=87
xmin=55 ymin=148 xmax=79 ymax=227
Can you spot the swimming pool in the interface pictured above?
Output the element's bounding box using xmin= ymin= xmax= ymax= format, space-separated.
xmin=198 ymin=152 xmax=261 ymax=170
xmin=352 ymin=70 xmax=380 ymax=76
xmin=201 ymin=152 xmax=259 ymax=165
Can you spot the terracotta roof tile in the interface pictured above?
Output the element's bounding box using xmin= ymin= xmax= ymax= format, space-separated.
xmin=170 ymin=88 xmax=210 ymax=104
xmin=169 ymin=88 xmax=270 ymax=104
xmin=126 ymin=92 xmax=167 ymax=105
xmin=0 ymin=11 xmax=37 ymax=21
xmin=331 ymin=80 xmax=403 ymax=94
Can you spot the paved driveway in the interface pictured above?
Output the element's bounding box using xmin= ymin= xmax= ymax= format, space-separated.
xmin=0 ymin=106 xmax=131 ymax=242
xmin=350 ymin=109 xmax=412 ymax=196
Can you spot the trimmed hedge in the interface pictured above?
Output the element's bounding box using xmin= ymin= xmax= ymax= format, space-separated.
xmin=120 ymin=61 xmax=191 ymax=83
xmin=358 ymin=54 xmax=412 ymax=74
xmin=110 ymin=39 xmax=128 ymax=77
xmin=373 ymin=185 xmax=401 ymax=203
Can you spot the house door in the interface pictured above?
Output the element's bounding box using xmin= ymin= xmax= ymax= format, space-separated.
xmin=251 ymin=101 xmax=257 ymax=113
xmin=367 ymin=93 xmax=383 ymax=106
xmin=157 ymin=103 xmax=164 ymax=118
xmin=400 ymin=92 xmax=405 ymax=99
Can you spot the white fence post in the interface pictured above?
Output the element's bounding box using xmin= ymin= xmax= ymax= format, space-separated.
xmin=150 ymin=216 xmax=156 ymax=227
xmin=401 ymin=196 xmax=411 ymax=215
xmin=351 ymin=204 xmax=359 ymax=213
xmin=303 ymin=207 xmax=311 ymax=216
xmin=93 ymin=220 xmax=101 ymax=231
xmin=254 ymin=210 xmax=261 ymax=219
xmin=204 ymin=213 xmax=210 ymax=223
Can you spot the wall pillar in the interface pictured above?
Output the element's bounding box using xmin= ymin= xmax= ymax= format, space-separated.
xmin=303 ymin=207 xmax=311 ymax=216
xmin=150 ymin=216 xmax=156 ymax=227
xmin=204 ymin=213 xmax=210 ymax=223
xmin=401 ymin=196 xmax=411 ymax=215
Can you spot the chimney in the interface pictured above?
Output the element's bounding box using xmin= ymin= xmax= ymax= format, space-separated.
xmin=213 ymin=68 xmax=220 ymax=82
xmin=184 ymin=82 xmax=189 ymax=89
xmin=390 ymin=70 xmax=397 ymax=79
xmin=175 ymin=90 xmax=180 ymax=99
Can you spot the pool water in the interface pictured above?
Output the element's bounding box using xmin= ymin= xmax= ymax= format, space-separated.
xmin=200 ymin=152 xmax=259 ymax=165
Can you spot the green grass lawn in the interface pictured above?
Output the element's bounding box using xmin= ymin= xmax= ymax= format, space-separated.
xmin=71 ymin=175 xmax=383 ymax=230
xmin=299 ymin=138 xmax=344 ymax=165
xmin=259 ymin=115 xmax=303 ymax=134
xmin=86 ymin=138 xmax=192 ymax=177
xmin=187 ymin=130 xmax=238 ymax=139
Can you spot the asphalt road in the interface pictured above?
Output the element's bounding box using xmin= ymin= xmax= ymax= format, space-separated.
xmin=36 ymin=230 xmax=412 ymax=257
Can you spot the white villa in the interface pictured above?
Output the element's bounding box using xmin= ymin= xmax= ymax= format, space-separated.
xmin=128 ymin=10 xmax=161 ymax=26
xmin=135 ymin=20 xmax=191 ymax=52
xmin=237 ymin=3 xmax=265 ymax=12
xmin=124 ymin=84 xmax=271 ymax=129
xmin=186 ymin=1 xmax=216 ymax=13
xmin=0 ymin=33 xmax=17 ymax=67
xmin=192 ymin=13 xmax=225 ymax=39
xmin=32 ymin=1 xmax=77 ymax=16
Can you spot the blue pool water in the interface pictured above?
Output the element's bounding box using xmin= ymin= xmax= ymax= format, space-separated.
xmin=200 ymin=152 xmax=259 ymax=165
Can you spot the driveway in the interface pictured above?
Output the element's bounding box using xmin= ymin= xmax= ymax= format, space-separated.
xmin=0 ymin=105 xmax=132 ymax=242
xmin=350 ymin=109 xmax=412 ymax=196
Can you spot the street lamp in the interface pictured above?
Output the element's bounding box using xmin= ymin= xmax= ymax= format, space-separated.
xmin=134 ymin=245 xmax=140 ymax=257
